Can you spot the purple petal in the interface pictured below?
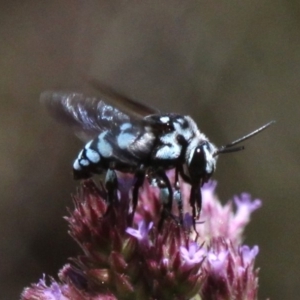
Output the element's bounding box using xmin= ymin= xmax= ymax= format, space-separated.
xmin=21 ymin=276 xmax=67 ymax=300
xmin=234 ymin=193 xmax=262 ymax=214
xmin=183 ymin=213 xmax=194 ymax=229
xmin=207 ymin=250 xmax=228 ymax=276
xmin=126 ymin=221 xmax=153 ymax=241
xmin=180 ymin=242 xmax=206 ymax=265
xmin=230 ymin=194 xmax=262 ymax=236
xmin=240 ymin=245 xmax=259 ymax=266
xmin=202 ymin=180 xmax=217 ymax=192
xmin=126 ymin=227 xmax=143 ymax=240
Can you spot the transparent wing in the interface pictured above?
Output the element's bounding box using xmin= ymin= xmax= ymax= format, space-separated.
xmin=40 ymin=91 xmax=132 ymax=142
xmin=90 ymin=79 xmax=160 ymax=117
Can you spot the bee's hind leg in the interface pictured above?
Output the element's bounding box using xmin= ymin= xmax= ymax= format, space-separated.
xmin=103 ymin=167 xmax=119 ymax=221
xmin=105 ymin=167 xmax=118 ymax=205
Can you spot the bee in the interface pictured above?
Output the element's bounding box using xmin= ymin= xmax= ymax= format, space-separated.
xmin=41 ymin=82 xmax=274 ymax=229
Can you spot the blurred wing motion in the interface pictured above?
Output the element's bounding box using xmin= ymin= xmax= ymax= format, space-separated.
xmin=41 ymin=83 xmax=161 ymax=142
xmin=41 ymin=91 xmax=146 ymax=142
xmin=89 ymin=79 xmax=160 ymax=117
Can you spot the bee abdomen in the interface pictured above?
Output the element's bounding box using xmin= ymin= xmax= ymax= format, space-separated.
xmin=72 ymin=131 xmax=111 ymax=179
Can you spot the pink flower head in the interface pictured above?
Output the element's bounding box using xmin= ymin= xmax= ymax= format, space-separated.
xmin=21 ymin=173 xmax=263 ymax=300
xmin=192 ymin=180 xmax=262 ymax=245
xmin=201 ymin=238 xmax=259 ymax=300
xmin=21 ymin=276 xmax=113 ymax=300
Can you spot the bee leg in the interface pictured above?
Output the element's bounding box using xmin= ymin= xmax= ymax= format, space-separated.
xmin=174 ymin=167 xmax=183 ymax=225
xmin=178 ymin=164 xmax=192 ymax=184
xmin=195 ymin=183 xmax=202 ymax=219
xmin=190 ymin=184 xmax=201 ymax=239
xmin=105 ymin=168 xmax=118 ymax=205
xmin=156 ymin=169 xmax=173 ymax=230
xmin=130 ymin=169 xmax=145 ymax=224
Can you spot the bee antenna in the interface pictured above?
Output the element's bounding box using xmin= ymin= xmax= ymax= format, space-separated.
xmin=214 ymin=120 xmax=275 ymax=157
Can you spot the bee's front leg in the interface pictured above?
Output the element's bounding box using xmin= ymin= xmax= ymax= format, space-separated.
xmin=189 ymin=183 xmax=201 ymax=239
xmin=178 ymin=165 xmax=200 ymax=235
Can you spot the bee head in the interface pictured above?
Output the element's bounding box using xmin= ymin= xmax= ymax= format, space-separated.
xmin=187 ymin=120 xmax=275 ymax=185
xmin=187 ymin=141 xmax=217 ymax=185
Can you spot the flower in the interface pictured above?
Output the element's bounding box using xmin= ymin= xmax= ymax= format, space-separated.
xmin=21 ymin=171 xmax=263 ymax=300
xmin=206 ymin=248 xmax=229 ymax=277
xmin=180 ymin=242 xmax=206 ymax=266
xmin=230 ymin=194 xmax=262 ymax=239
xmin=194 ymin=181 xmax=261 ymax=245
xmin=22 ymin=277 xmax=67 ymax=300
xmin=201 ymin=238 xmax=259 ymax=300
xmin=126 ymin=220 xmax=153 ymax=242
xmin=21 ymin=275 xmax=117 ymax=300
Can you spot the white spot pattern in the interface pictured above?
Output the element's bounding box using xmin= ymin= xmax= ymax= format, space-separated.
xmin=160 ymin=116 xmax=170 ymax=123
xmin=203 ymin=145 xmax=215 ymax=174
xmin=80 ymin=159 xmax=89 ymax=166
xmin=173 ymin=122 xmax=193 ymax=141
xmin=117 ymin=132 xmax=136 ymax=149
xmin=120 ymin=123 xmax=132 ymax=131
xmin=85 ymin=148 xmax=100 ymax=163
xmin=160 ymin=132 xmax=177 ymax=144
xmin=73 ymin=159 xmax=81 ymax=170
xmin=155 ymin=144 xmax=181 ymax=160
xmin=176 ymin=118 xmax=185 ymax=125
xmin=97 ymin=132 xmax=113 ymax=157
xmin=131 ymin=132 xmax=155 ymax=153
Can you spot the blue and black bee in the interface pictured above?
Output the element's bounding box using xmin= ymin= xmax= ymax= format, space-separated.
xmin=41 ymin=82 xmax=274 ymax=229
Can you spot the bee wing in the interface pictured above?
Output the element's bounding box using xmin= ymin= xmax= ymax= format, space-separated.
xmin=40 ymin=91 xmax=133 ymax=142
xmin=90 ymin=79 xmax=160 ymax=118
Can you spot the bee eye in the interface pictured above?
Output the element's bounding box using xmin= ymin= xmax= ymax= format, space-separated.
xmin=193 ymin=146 xmax=206 ymax=166
xmin=188 ymin=145 xmax=206 ymax=183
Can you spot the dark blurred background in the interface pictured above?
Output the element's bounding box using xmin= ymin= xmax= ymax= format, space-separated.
xmin=0 ymin=1 xmax=299 ymax=299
